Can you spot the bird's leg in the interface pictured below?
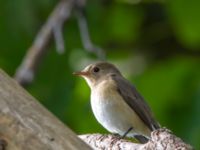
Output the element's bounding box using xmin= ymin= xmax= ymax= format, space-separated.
xmin=121 ymin=127 xmax=133 ymax=139
xmin=111 ymin=133 xmax=121 ymax=141
xmin=111 ymin=127 xmax=133 ymax=145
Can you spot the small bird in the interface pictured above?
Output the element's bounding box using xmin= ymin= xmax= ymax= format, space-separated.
xmin=74 ymin=62 xmax=160 ymax=143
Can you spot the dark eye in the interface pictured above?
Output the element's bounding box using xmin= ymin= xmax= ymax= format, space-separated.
xmin=93 ymin=67 xmax=100 ymax=73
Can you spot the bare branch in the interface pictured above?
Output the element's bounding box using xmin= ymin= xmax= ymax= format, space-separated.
xmin=76 ymin=9 xmax=106 ymax=60
xmin=79 ymin=128 xmax=193 ymax=150
xmin=53 ymin=22 xmax=65 ymax=54
xmin=14 ymin=0 xmax=75 ymax=86
xmin=14 ymin=0 xmax=105 ymax=86
xmin=0 ymin=69 xmax=92 ymax=150
xmin=1 ymin=69 xmax=195 ymax=150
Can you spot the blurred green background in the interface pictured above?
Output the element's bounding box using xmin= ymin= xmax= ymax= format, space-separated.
xmin=0 ymin=0 xmax=200 ymax=148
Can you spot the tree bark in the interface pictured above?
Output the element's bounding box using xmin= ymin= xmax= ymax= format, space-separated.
xmin=0 ymin=69 xmax=91 ymax=150
xmin=0 ymin=69 xmax=194 ymax=150
xmin=79 ymin=128 xmax=193 ymax=150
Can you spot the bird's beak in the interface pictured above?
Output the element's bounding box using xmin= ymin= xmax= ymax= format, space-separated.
xmin=73 ymin=71 xmax=89 ymax=76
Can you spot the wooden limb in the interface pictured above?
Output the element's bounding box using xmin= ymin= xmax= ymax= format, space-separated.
xmin=79 ymin=128 xmax=193 ymax=150
xmin=14 ymin=0 xmax=105 ymax=86
xmin=14 ymin=0 xmax=75 ymax=86
xmin=0 ymin=69 xmax=91 ymax=150
xmin=76 ymin=9 xmax=105 ymax=60
xmin=0 ymin=69 xmax=194 ymax=150
xmin=3 ymin=66 xmax=195 ymax=150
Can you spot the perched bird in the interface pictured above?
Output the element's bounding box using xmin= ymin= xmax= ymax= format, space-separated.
xmin=74 ymin=62 xmax=160 ymax=143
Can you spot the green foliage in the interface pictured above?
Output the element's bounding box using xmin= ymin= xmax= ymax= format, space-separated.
xmin=134 ymin=57 xmax=200 ymax=145
xmin=166 ymin=0 xmax=200 ymax=48
xmin=105 ymin=4 xmax=143 ymax=43
xmin=0 ymin=0 xmax=200 ymax=148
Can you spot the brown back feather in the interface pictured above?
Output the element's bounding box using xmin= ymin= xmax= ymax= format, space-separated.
xmin=111 ymin=74 xmax=160 ymax=131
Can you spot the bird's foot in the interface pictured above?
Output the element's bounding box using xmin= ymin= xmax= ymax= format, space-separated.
xmin=111 ymin=134 xmax=121 ymax=145
xmin=112 ymin=133 xmax=121 ymax=138
xmin=110 ymin=127 xmax=133 ymax=145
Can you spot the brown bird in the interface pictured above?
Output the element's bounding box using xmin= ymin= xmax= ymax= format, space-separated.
xmin=74 ymin=62 xmax=160 ymax=143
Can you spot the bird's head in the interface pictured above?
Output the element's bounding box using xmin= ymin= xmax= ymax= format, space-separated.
xmin=73 ymin=62 xmax=121 ymax=89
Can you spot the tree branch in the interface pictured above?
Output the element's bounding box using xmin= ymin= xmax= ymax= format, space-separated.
xmin=14 ymin=0 xmax=105 ymax=86
xmin=76 ymin=9 xmax=105 ymax=60
xmin=79 ymin=128 xmax=193 ymax=150
xmin=14 ymin=0 xmax=75 ymax=86
xmin=0 ymin=69 xmax=194 ymax=150
xmin=0 ymin=69 xmax=91 ymax=150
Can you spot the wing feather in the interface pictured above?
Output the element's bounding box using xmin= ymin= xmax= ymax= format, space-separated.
xmin=111 ymin=75 xmax=160 ymax=131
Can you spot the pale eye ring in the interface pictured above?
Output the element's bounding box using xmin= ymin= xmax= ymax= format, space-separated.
xmin=93 ymin=67 xmax=100 ymax=73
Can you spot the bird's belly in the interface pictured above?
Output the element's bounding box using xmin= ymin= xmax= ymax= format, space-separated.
xmin=91 ymin=93 xmax=150 ymax=137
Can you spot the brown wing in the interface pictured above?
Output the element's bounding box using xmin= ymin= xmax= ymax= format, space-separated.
xmin=111 ymin=75 xmax=160 ymax=131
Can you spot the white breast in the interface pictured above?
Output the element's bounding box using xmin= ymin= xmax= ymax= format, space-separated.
xmin=90 ymin=80 xmax=151 ymax=137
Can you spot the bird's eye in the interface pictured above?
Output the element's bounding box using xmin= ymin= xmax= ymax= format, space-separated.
xmin=93 ymin=67 xmax=100 ymax=73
